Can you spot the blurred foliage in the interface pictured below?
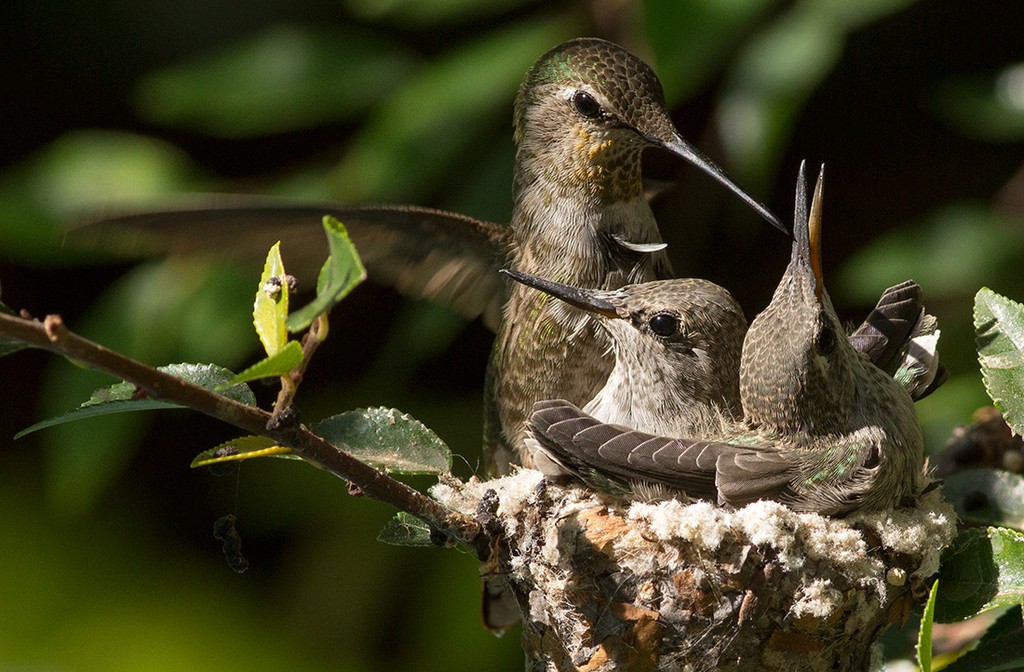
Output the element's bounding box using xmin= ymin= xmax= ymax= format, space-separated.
xmin=942 ymin=469 xmax=1024 ymax=531
xmin=1 ymin=0 xmax=1024 ymax=669
xmin=135 ymin=27 xmax=421 ymax=138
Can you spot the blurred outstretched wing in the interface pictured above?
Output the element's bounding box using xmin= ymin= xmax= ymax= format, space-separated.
xmin=71 ymin=197 xmax=513 ymax=330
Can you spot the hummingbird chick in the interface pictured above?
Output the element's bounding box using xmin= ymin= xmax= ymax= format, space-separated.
xmin=528 ymin=163 xmax=928 ymax=515
xmin=501 ymin=269 xmax=747 ymax=473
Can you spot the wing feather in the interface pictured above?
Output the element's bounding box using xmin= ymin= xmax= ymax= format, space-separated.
xmin=72 ymin=198 xmax=512 ymax=330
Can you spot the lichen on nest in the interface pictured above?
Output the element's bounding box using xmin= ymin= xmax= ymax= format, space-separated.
xmin=433 ymin=469 xmax=958 ymax=671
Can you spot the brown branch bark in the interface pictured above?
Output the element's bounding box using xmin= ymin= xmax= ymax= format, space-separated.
xmin=0 ymin=311 xmax=485 ymax=554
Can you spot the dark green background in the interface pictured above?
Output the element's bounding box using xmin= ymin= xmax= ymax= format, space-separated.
xmin=2 ymin=0 xmax=1023 ymax=668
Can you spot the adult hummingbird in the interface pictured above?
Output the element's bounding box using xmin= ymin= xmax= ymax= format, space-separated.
xmin=477 ymin=36 xmax=784 ymax=475
xmin=528 ymin=163 xmax=926 ymax=515
xmin=79 ymin=37 xmax=783 ymax=476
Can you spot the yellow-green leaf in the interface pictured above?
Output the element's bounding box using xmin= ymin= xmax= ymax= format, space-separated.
xmin=191 ymin=435 xmax=294 ymax=468
xmin=254 ymin=241 xmax=289 ymax=356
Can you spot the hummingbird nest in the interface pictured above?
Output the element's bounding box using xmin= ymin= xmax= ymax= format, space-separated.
xmin=432 ymin=469 xmax=957 ymax=672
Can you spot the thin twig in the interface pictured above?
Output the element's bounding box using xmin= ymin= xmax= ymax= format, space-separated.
xmin=271 ymin=312 xmax=328 ymax=422
xmin=1 ymin=311 xmax=486 ymax=553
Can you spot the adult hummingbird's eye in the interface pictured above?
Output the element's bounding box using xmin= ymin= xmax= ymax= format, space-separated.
xmin=571 ymin=90 xmax=602 ymax=119
xmin=816 ymin=326 xmax=837 ymax=355
xmin=649 ymin=312 xmax=679 ymax=337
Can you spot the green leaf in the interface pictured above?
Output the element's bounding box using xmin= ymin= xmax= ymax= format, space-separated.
xmin=935 ymin=527 xmax=1024 ymax=623
xmin=377 ymin=512 xmax=435 ymax=547
xmin=918 ymin=579 xmax=939 ymax=672
xmin=311 ymin=407 xmax=451 ymax=475
xmin=941 ymin=605 xmax=1024 ymax=671
xmin=31 ymin=261 xmax=253 ymax=515
xmin=344 ymin=0 xmax=535 ymax=28
xmin=253 ymin=241 xmax=289 ymax=357
xmin=943 ymin=469 xmax=1024 ymax=531
xmin=286 ymin=216 xmax=366 ymax=332
xmin=134 ymin=26 xmax=419 ymax=138
xmin=191 ymin=436 xmax=295 ymax=468
xmin=221 ymin=341 xmax=303 ymax=387
xmin=15 ymin=363 xmax=254 ymax=438
xmin=976 ymin=288 xmax=1024 ymax=436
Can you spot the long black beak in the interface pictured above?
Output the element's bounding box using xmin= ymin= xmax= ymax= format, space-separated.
xmin=500 ymin=269 xmax=620 ymax=319
xmin=660 ymin=134 xmax=785 ymax=235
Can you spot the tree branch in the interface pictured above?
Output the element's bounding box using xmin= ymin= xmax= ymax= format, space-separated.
xmin=1 ymin=310 xmax=486 ymax=554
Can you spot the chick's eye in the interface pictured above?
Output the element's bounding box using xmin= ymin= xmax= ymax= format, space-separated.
xmin=648 ymin=312 xmax=679 ymax=337
xmin=815 ymin=327 xmax=837 ymax=355
xmin=571 ymin=90 xmax=602 ymax=119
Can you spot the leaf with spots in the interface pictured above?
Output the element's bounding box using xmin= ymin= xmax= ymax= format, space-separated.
xmin=253 ymin=241 xmax=290 ymax=357
xmin=975 ymin=288 xmax=1024 ymax=436
xmin=378 ymin=512 xmax=435 ymax=547
xmin=15 ymin=363 xmax=255 ymax=438
xmin=311 ymin=407 xmax=451 ymax=475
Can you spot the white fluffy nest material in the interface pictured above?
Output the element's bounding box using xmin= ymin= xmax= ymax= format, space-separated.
xmin=433 ymin=469 xmax=957 ymax=671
